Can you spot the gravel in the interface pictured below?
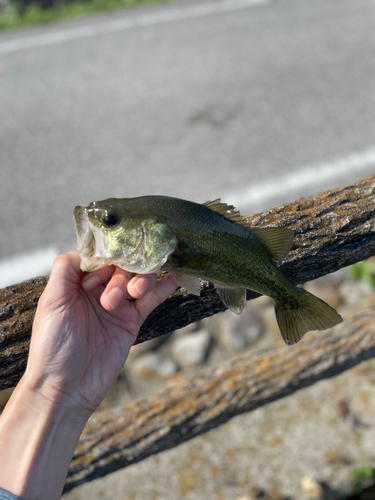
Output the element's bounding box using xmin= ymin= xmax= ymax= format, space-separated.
xmin=41 ymin=261 xmax=375 ymax=497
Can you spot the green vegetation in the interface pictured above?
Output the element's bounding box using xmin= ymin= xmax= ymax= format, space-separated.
xmin=351 ymin=465 xmax=374 ymax=494
xmin=0 ymin=0 xmax=168 ymax=30
xmin=348 ymin=259 xmax=375 ymax=288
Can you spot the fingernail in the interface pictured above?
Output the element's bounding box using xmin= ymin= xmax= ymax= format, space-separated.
xmin=132 ymin=277 xmax=150 ymax=297
xmin=82 ymin=275 xmax=102 ymax=292
xmin=105 ymin=287 xmax=124 ymax=310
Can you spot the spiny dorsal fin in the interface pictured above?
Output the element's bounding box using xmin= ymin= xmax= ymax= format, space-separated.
xmin=203 ymin=199 xmax=294 ymax=261
xmin=251 ymin=227 xmax=294 ymax=261
xmin=203 ymin=199 xmax=249 ymax=227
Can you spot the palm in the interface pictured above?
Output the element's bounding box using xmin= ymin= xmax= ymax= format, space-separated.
xmin=28 ymin=252 xmax=177 ymax=413
xmin=64 ymin=288 xmax=140 ymax=409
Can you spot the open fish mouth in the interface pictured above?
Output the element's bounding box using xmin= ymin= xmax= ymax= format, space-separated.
xmin=74 ymin=206 xmax=111 ymax=272
xmin=74 ymin=207 xmax=90 ymax=253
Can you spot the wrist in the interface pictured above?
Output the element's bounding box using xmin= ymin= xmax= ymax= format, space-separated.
xmin=21 ymin=367 xmax=94 ymax=426
xmin=22 ymin=371 xmax=91 ymax=431
xmin=0 ymin=375 xmax=89 ymax=500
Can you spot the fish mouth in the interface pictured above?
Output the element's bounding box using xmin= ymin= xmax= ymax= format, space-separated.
xmin=74 ymin=206 xmax=90 ymax=252
xmin=74 ymin=205 xmax=110 ymax=272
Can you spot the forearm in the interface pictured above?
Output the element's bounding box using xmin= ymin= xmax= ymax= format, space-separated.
xmin=0 ymin=374 xmax=89 ymax=500
xmin=0 ymin=252 xmax=174 ymax=499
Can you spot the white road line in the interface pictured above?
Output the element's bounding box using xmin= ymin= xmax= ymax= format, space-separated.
xmin=0 ymin=0 xmax=268 ymax=55
xmin=225 ymin=147 xmax=375 ymax=209
xmin=1 ymin=147 xmax=374 ymax=288
xmin=0 ymin=246 xmax=59 ymax=288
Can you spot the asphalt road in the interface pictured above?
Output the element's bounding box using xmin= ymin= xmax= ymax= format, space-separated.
xmin=0 ymin=0 xmax=375 ymax=286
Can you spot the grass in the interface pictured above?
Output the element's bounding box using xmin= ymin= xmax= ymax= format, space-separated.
xmin=0 ymin=0 xmax=169 ymax=30
xmin=351 ymin=466 xmax=374 ymax=494
xmin=348 ymin=259 xmax=375 ymax=289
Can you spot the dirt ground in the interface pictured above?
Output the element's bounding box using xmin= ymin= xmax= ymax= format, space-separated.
xmin=63 ymin=360 xmax=375 ymax=500
xmin=63 ymin=268 xmax=375 ymax=500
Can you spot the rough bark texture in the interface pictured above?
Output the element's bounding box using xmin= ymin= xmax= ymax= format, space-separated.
xmin=64 ymin=306 xmax=375 ymax=492
xmin=0 ymin=277 xmax=48 ymax=389
xmin=1 ymin=175 xmax=375 ymax=391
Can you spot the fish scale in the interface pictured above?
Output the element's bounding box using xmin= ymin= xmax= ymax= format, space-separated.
xmin=74 ymin=195 xmax=343 ymax=344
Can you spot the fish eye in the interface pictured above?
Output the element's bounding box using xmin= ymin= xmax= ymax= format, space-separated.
xmin=102 ymin=213 xmax=119 ymax=227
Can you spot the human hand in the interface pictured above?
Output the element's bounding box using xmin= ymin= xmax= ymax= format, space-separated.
xmin=0 ymin=251 xmax=179 ymax=499
xmin=25 ymin=251 xmax=178 ymax=419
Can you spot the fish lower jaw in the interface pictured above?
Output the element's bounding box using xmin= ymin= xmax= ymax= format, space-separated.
xmin=113 ymin=252 xmax=172 ymax=274
xmin=114 ymin=259 xmax=165 ymax=274
xmin=80 ymin=256 xmax=113 ymax=272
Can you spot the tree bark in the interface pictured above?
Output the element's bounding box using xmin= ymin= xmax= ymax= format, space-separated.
xmin=1 ymin=175 xmax=375 ymax=391
xmin=65 ymin=306 xmax=375 ymax=492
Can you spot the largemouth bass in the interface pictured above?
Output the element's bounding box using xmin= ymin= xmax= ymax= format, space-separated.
xmin=74 ymin=196 xmax=342 ymax=345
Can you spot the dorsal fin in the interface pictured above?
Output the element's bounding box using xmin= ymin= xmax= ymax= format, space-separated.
xmin=251 ymin=227 xmax=294 ymax=261
xmin=203 ymin=199 xmax=294 ymax=261
xmin=203 ymin=199 xmax=249 ymax=228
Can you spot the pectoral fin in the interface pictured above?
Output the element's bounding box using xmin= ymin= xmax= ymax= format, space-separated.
xmin=216 ymin=286 xmax=247 ymax=314
xmin=172 ymin=273 xmax=201 ymax=295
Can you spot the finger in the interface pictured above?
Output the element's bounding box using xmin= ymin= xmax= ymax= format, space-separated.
xmin=49 ymin=251 xmax=81 ymax=285
xmin=81 ymin=265 xmax=116 ymax=292
xmin=127 ymin=274 xmax=158 ymax=300
xmin=38 ymin=251 xmax=82 ymax=309
xmin=100 ymin=267 xmax=136 ymax=311
xmin=135 ymin=273 xmax=179 ymax=323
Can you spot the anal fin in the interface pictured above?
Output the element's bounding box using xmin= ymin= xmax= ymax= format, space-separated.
xmin=172 ymin=272 xmax=201 ymax=296
xmin=217 ymin=286 xmax=247 ymax=314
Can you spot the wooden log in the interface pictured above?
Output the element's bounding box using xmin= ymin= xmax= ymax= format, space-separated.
xmin=0 ymin=277 xmax=48 ymax=389
xmin=65 ymin=306 xmax=375 ymax=492
xmin=1 ymin=175 xmax=375 ymax=391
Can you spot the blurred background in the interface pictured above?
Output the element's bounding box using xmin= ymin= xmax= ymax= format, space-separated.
xmin=1 ymin=0 xmax=375 ymax=499
xmin=1 ymin=0 xmax=375 ymax=287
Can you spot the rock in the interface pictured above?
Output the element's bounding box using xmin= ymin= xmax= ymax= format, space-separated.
xmin=339 ymin=280 xmax=375 ymax=311
xmin=309 ymin=267 xmax=347 ymax=286
xmin=249 ymin=295 xmax=281 ymax=338
xmin=254 ymin=302 xmax=280 ymax=338
xmin=303 ymin=281 xmax=341 ymax=310
xmin=171 ymin=329 xmax=212 ymax=368
xmin=300 ymin=474 xmax=324 ymax=500
xmin=246 ymin=489 xmax=279 ymax=500
xmin=128 ymin=333 xmax=174 ymax=360
xmin=173 ymin=321 xmax=200 ymax=336
xmin=129 ymin=352 xmax=178 ymax=380
xmin=217 ymin=306 xmax=262 ymax=352
xmin=251 ymin=295 xmax=273 ymax=308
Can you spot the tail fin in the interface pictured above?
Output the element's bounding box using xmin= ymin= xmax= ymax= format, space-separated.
xmin=275 ymin=287 xmax=343 ymax=345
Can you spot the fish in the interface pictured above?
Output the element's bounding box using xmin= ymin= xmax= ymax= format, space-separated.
xmin=74 ymin=196 xmax=343 ymax=345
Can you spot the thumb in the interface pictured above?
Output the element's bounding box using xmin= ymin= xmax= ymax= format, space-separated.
xmin=39 ymin=252 xmax=82 ymax=310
